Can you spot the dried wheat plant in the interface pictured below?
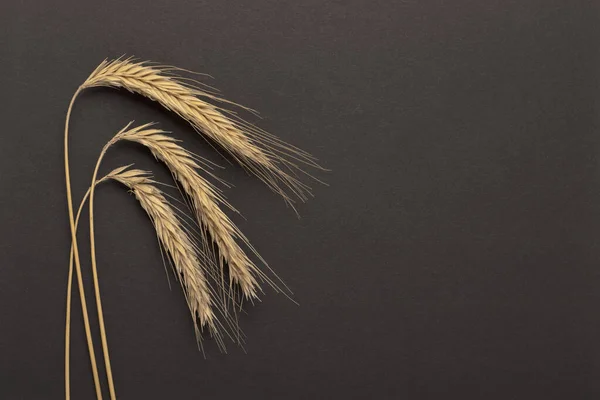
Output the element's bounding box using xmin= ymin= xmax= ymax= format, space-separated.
xmin=63 ymin=57 xmax=324 ymax=400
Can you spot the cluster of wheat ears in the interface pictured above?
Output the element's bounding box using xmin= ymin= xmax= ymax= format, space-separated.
xmin=64 ymin=57 xmax=323 ymax=399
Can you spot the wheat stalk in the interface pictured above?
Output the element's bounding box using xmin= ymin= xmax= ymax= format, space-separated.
xmin=81 ymin=57 xmax=323 ymax=208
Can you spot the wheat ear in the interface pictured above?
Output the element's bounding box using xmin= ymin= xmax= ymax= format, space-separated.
xmin=108 ymin=167 xmax=218 ymax=335
xmin=115 ymin=123 xmax=281 ymax=300
xmin=81 ymin=57 xmax=324 ymax=208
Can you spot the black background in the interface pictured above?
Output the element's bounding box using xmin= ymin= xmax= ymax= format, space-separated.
xmin=1 ymin=1 xmax=600 ymax=399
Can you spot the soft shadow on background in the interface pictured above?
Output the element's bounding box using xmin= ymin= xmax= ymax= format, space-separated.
xmin=1 ymin=1 xmax=599 ymax=399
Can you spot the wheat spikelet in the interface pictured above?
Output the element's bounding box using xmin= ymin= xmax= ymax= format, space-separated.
xmin=80 ymin=57 xmax=323 ymax=208
xmin=114 ymin=123 xmax=279 ymax=300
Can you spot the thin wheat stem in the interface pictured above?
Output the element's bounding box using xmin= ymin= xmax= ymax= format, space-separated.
xmin=64 ymin=87 xmax=103 ymax=400
xmin=65 ymin=242 xmax=73 ymax=400
xmin=88 ymin=140 xmax=118 ymax=400
xmin=65 ymin=187 xmax=91 ymax=400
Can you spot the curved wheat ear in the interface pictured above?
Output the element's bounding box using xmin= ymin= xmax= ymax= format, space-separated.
xmin=114 ymin=123 xmax=280 ymax=299
xmin=108 ymin=166 xmax=220 ymax=341
xmin=80 ymin=57 xmax=323 ymax=207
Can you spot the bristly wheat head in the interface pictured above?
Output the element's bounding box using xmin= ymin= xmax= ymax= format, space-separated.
xmin=113 ymin=123 xmax=280 ymax=300
xmin=80 ymin=57 xmax=324 ymax=208
xmin=107 ymin=166 xmax=221 ymax=344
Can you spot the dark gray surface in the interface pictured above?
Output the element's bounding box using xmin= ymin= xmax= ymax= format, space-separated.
xmin=1 ymin=1 xmax=600 ymax=399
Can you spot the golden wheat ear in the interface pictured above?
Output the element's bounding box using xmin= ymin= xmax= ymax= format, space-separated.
xmin=112 ymin=123 xmax=284 ymax=301
xmin=105 ymin=166 xmax=230 ymax=346
xmin=80 ymin=57 xmax=325 ymax=207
